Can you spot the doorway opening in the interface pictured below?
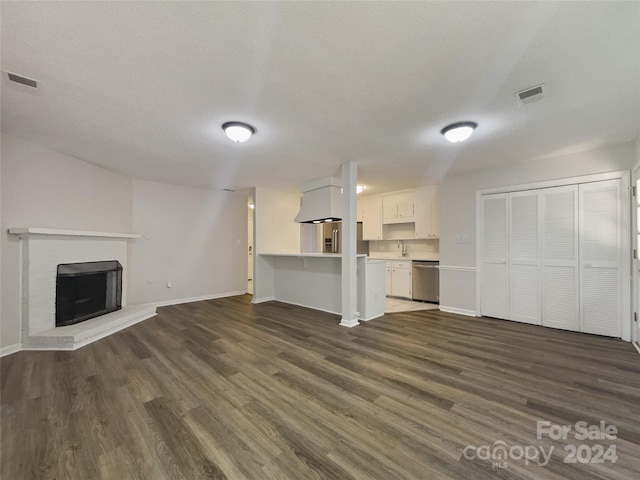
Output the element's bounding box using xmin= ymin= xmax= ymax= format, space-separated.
xmin=248 ymin=196 xmax=254 ymax=295
xmin=632 ymin=164 xmax=640 ymax=348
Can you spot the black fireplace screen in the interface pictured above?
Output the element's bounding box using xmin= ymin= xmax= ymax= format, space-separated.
xmin=55 ymin=260 xmax=123 ymax=327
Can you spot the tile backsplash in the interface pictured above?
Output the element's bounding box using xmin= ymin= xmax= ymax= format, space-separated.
xmin=370 ymin=239 xmax=439 ymax=256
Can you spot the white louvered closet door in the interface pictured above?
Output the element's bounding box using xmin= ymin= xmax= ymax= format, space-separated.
xmin=481 ymin=194 xmax=509 ymax=320
xmin=579 ymin=180 xmax=621 ymax=337
xmin=509 ymin=191 xmax=541 ymax=325
xmin=541 ymin=185 xmax=580 ymax=331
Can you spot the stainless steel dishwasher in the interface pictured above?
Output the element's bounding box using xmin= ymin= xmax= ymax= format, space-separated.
xmin=412 ymin=261 xmax=439 ymax=303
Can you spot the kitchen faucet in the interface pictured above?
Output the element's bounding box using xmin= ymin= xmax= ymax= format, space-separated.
xmin=398 ymin=240 xmax=407 ymax=257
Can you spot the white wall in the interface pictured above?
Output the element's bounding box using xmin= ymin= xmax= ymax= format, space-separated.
xmin=253 ymin=187 xmax=301 ymax=301
xmin=300 ymin=223 xmax=320 ymax=253
xmin=439 ymin=141 xmax=636 ymax=313
xmin=253 ymin=188 xmax=301 ymax=254
xmin=129 ymin=180 xmax=247 ymax=305
xmin=0 ymin=136 xmax=3 ymax=346
xmin=1 ymin=134 xmax=252 ymax=350
xmin=0 ymin=133 xmax=133 ymax=348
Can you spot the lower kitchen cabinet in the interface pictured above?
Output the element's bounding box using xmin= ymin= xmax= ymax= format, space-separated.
xmin=385 ymin=260 xmax=412 ymax=299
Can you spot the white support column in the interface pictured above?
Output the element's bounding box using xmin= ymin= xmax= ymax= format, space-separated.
xmin=340 ymin=161 xmax=359 ymax=327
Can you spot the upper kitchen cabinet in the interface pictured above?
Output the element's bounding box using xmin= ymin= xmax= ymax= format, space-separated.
xmin=382 ymin=191 xmax=415 ymax=224
xmin=414 ymin=186 xmax=440 ymax=239
xmin=359 ymin=195 xmax=383 ymax=240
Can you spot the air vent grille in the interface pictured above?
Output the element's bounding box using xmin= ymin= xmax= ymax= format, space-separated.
xmin=515 ymin=84 xmax=545 ymax=105
xmin=6 ymin=72 xmax=38 ymax=89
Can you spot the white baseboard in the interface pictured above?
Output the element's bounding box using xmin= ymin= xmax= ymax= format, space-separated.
xmin=633 ymin=341 xmax=640 ymax=356
xmin=252 ymin=297 xmax=384 ymax=325
xmin=252 ymin=296 xmax=275 ymax=304
xmin=150 ymin=290 xmax=247 ymax=308
xmin=439 ymin=305 xmax=478 ymax=317
xmin=0 ymin=343 xmax=21 ymax=358
xmin=262 ymin=298 xmax=341 ymax=317
xmin=340 ymin=318 xmax=360 ymax=328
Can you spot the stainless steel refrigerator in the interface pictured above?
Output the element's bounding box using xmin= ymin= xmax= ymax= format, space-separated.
xmin=323 ymin=222 xmax=368 ymax=254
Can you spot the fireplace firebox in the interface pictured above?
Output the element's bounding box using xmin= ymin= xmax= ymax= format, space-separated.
xmin=55 ymin=260 xmax=123 ymax=327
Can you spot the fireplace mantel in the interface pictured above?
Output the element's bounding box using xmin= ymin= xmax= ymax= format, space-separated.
xmin=9 ymin=227 xmax=141 ymax=239
xmin=11 ymin=226 xmax=155 ymax=351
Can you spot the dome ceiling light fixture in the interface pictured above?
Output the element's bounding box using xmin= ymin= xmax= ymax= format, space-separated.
xmin=222 ymin=121 xmax=256 ymax=143
xmin=441 ymin=121 xmax=478 ymax=143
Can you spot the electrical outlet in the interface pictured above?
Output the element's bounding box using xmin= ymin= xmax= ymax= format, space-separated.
xmin=462 ymin=234 xmax=468 ymax=243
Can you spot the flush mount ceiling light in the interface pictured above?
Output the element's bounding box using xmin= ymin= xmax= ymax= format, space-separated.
xmin=222 ymin=121 xmax=256 ymax=143
xmin=441 ymin=121 xmax=477 ymax=143
xmin=356 ymin=185 xmax=366 ymax=194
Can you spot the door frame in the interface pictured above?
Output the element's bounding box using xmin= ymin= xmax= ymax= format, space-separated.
xmin=476 ymin=170 xmax=631 ymax=341
xmin=632 ymin=161 xmax=640 ymax=346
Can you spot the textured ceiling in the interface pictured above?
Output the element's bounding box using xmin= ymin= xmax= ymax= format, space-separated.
xmin=1 ymin=1 xmax=639 ymax=194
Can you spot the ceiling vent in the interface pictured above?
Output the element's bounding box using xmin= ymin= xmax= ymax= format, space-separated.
xmin=515 ymin=84 xmax=545 ymax=105
xmin=4 ymin=71 xmax=38 ymax=89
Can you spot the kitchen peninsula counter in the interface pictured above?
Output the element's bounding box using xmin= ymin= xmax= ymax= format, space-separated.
xmin=254 ymin=253 xmax=385 ymax=322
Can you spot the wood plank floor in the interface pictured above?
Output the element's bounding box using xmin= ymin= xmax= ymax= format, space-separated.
xmin=2 ymin=294 xmax=640 ymax=479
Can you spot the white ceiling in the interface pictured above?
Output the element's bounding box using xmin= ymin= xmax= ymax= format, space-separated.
xmin=2 ymin=1 xmax=639 ymax=195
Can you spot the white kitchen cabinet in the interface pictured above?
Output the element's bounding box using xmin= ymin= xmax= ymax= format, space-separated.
xmin=431 ymin=189 xmax=440 ymax=238
xmin=360 ymin=195 xmax=383 ymax=240
xmin=385 ymin=262 xmax=392 ymax=296
xmin=383 ymin=191 xmax=415 ymax=224
xmin=414 ymin=186 xmax=440 ymax=239
xmin=387 ymin=260 xmax=412 ymax=299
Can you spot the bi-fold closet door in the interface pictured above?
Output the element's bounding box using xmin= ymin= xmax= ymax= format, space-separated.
xmin=579 ymin=180 xmax=621 ymax=337
xmin=480 ymin=179 xmax=621 ymax=337
xmin=540 ymin=185 xmax=580 ymax=332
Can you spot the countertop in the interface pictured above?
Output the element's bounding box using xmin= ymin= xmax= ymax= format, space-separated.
xmin=259 ymin=253 xmax=368 ymax=258
xmin=368 ymin=254 xmax=440 ymax=262
xmin=258 ymin=253 xmax=437 ymax=262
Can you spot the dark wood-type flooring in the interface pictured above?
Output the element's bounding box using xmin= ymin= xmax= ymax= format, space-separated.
xmin=2 ymin=295 xmax=640 ymax=479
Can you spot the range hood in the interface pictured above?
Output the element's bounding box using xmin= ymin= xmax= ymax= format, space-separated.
xmin=294 ymin=177 xmax=342 ymax=224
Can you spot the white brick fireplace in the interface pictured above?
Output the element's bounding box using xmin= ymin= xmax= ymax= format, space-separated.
xmin=8 ymin=228 xmax=156 ymax=350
